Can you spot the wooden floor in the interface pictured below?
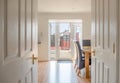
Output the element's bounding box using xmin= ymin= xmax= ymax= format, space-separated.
xmin=38 ymin=61 xmax=91 ymax=83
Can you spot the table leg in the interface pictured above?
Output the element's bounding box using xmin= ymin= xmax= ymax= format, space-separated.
xmin=85 ymin=52 xmax=90 ymax=78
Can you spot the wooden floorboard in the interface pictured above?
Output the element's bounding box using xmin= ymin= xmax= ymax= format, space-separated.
xmin=38 ymin=61 xmax=91 ymax=83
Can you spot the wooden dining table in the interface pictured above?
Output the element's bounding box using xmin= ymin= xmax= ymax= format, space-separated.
xmin=83 ymin=50 xmax=91 ymax=78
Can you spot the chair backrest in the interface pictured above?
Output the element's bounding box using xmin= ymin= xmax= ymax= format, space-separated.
xmin=75 ymin=41 xmax=86 ymax=69
xmin=73 ymin=41 xmax=79 ymax=65
xmin=73 ymin=41 xmax=78 ymax=60
xmin=76 ymin=41 xmax=83 ymax=61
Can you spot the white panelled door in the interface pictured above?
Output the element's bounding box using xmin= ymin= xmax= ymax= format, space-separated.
xmin=91 ymin=0 xmax=119 ymax=83
xmin=0 ymin=0 xmax=38 ymax=83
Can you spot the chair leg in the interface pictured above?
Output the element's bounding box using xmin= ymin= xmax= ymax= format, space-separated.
xmin=74 ymin=64 xmax=76 ymax=69
xmin=77 ymin=69 xmax=81 ymax=76
xmin=74 ymin=64 xmax=78 ymax=73
xmin=76 ymin=66 xmax=78 ymax=72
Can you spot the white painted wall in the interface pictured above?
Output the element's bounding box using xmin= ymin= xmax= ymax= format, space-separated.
xmin=38 ymin=13 xmax=91 ymax=61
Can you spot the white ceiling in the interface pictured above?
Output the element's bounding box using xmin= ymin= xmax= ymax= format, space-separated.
xmin=38 ymin=0 xmax=91 ymax=13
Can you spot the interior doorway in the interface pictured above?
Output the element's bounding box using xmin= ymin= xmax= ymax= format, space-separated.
xmin=48 ymin=19 xmax=82 ymax=60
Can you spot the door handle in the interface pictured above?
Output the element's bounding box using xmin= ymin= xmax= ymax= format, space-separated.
xmin=32 ymin=54 xmax=39 ymax=64
xmin=91 ymin=49 xmax=95 ymax=56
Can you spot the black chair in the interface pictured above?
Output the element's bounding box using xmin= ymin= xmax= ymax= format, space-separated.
xmin=75 ymin=41 xmax=91 ymax=70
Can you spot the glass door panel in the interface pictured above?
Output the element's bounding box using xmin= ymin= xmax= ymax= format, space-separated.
xmin=58 ymin=23 xmax=72 ymax=59
xmin=50 ymin=22 xmax=56 ymax=59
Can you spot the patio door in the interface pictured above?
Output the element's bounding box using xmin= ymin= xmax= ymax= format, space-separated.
xmin=50 ymin=22 xmax=72 ymax=60
xmin=49 ymin=20 xmax=82 ymax=60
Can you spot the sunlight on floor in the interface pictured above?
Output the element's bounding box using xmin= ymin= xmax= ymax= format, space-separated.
xmin=39 ymin=61 xmax=91 ymax=83
xmin=49 ymin=61 xmax=77 ymax=83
